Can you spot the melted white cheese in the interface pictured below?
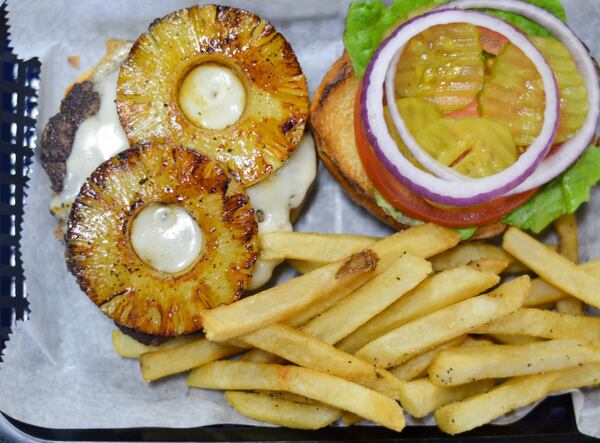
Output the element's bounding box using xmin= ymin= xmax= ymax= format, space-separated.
xmin=52 ymin=65 xmax=316 ymax=289
xmin=51 ymin=70 xmax=129 ymax=214
xmin=247 ymin=134 xmax=317 ymax=289
xmin=179 ymin=63 xmax=245 ymax=130
xmin=130 ymin=204 xmax=203 ymax=273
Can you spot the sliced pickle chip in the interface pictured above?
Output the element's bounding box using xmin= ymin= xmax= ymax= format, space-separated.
xmin=531 ymin=36 xmax=589 ymax=143
xmin=480 ymin=37 xmax=588 ymax=146
xmin=415 ymin=117 xmax=518 ymax=178
xmin=384 ymin=97 xmax=443 ymax=168
xmin=394 ymin=23 xmax=485 ymax=112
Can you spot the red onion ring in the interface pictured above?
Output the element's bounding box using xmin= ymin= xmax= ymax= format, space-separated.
xmin=362 ymin=9 xmax=559 ymax=206
xmin=437 ymin=0 xmax=600 ymax=194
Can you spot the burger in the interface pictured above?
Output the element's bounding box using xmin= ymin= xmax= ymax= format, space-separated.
xmin=311 ymin=0 xmax=600 ymax=240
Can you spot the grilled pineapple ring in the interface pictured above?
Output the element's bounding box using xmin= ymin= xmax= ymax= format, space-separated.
xmin=116 ymin=5 xmax=309 ymax=186
xmin=66 ymin=143 xmax=258 ymax=336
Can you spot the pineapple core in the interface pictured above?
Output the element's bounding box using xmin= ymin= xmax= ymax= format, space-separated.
xmin=130 ymin=203 xmax=203 ymax=273
xmin=178 ymin=63 xmax=245 ymax=130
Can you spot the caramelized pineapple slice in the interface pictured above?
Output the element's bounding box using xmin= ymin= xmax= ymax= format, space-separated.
xmin=479 ymin=37 xmax=588 ymax=146
xmin=394 ymin=23 xmax=485 ymax=112
xmin=117 ymin=5 xmax=308 ymax=186
xmin=415 ymin=117 xmax=518 ymax=178
xmin=66 ymin=143 xmax=258 ymax=336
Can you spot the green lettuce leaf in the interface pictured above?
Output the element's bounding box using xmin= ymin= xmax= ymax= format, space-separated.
xmin=344 ymin=0 xmax=567 ymax=76
xmin=503 ymin=147 xmax=600 ymax=234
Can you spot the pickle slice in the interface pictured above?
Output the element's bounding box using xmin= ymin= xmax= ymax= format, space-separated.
xmin=532 ymin=36 xmax=588 ymax=143
xmin=415 ymin=117 xmax=518 ymax=178
xmin=480 ymin=37 xmax=588 ymax=146
xmin=394 ymin=24 xmax=485 ymax=112
xmin=384 ymin=97 xmax=443 ymax=168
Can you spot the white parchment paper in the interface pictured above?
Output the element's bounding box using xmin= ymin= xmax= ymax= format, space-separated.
xmin=1 ymin=0 xmax=599 ymax=436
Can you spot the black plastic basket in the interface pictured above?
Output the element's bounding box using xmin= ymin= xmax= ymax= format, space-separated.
xmin=0 ymin=2 xmax=597 ymax=441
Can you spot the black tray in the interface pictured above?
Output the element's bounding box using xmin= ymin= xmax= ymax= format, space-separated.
xmin=0 ymin=2 xmax=597 ymax=441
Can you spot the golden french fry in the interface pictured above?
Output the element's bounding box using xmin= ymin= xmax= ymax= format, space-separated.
xmin=468 ymin=258 xmax=510 ymax=275
xmin=554 ymin=214 xmax=583 ymax=315
xmin=187 ymin=361 xmax=405 ymax=431
xmin=398 ymin=378 xmax=495 ymax=418
xmin=556 ymin=297 xmax=584 ymax=316
xmin=429 ymin=339 xmax=600 ymax=386
xmin=342 ymin=412 xmax=363 ymax=426
xmin=202 ymin=224 xmax=459 ymax=342
xmin=356 ymin=276 xmax=530 ymax=368
xmin=434 ymin=372 xmax=560 ymax=435
xmin=390 ymin=336 xmax=466 ymax=381
xmin=301 ymin=253 xmax=432 ymax=345
xmin=111 ymin=329 xmax=197 ymax=358
xmin=503 ymin=228 xmax=600 ymax=309
xmin=239 ymin=349 xmax=283 ymax=364
xmin=462 ymin=336 xmax=495 ymax=347
xmin=202 ymin=249 xmax=378 ymax=342
xmin=473 ymin=308 xmax=600 ymax=342
xmin=286 ymin=287 xmax=355 ymax=328
xmin=288 ymin=259 xmax=322 ymax=275
xmin=260 ymin=232 xmax=377 ymax=262
xmin=435 ymin=362 xmax=600 ymax=434
xmin=554 ymin=213 xmax=579 ymax=263
xmin=140 ymin=339 xmax=241 ymax=382
xmin=551 ymin=362 xmax=600 ymax=391
xmin=224 ymin=391 xmax=341 ymax=430
xmin=239 ymin=323 xmax=403 ymax=399
xmin=430 ymin=242 xmax=515 ymax=272
xmin=523 ymin=259 xmax=600 ymax=307
xmin=523 ymin=278 xmax=565 ymax=307
xmin=338 ymin=266 xmax=499 ymax=353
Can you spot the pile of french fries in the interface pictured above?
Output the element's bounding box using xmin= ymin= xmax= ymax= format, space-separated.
xmin=112 ymin=218 xmax=600 ymax=434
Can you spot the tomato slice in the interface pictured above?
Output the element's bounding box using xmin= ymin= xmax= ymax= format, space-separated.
xmin=354 ymin=85 xmax=538 ymax=228
xmin=477 ymin=26 xmax=509 ymax=55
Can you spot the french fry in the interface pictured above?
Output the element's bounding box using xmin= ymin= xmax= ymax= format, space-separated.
xmin=338 ymin=266 xmax=499 ymax=353
xmin=390 ymin=336 xmax=466 ymax=381
xmin=429 ymin=339 xmax=600 ymax=386
xmin=201 ymin=249 xmax=378 ymax=342
xmin=556 ymin=297 xmax=584 ymax=316
xmin=435 ymin=362 xmax=600 ymax=434
xmin=355 ymin=276 xmax=530 ymax=368
xmin=224 ymin=391 xmax=341 ymax=430
xmin=523 ymin=278 xmax=566 ymax=307
xmin=140 ymin=339 xmax=241 ymax=382
xmin=202 ymin=224 xmax=459 ymax=342
xmin=342 ymin=412 xmax=363 ymax=426
xmin=286 ymin=287 xmax=355 ymax=328
xmin=503 ymin=228 xmax=600 ymax=309
xmin=554 ymin=214 xmax=584 ymax=315
xmin=398 ymin=378 xmax=495 ymax=418
xmin=435 ymin=372 xmax=560 ymax=434
xmin=288 ymin=259 xmax=322 ymax=274
xmin=260 ymin=232 xmax=377 ymax=262
xmin=523 ymin=258 xmax=600 ymax=307
xmin=431 ymin=242 xmax=515 ymax=272
xmin=473 ymin=308 xmax=600 ymax=342
xmin=111 ymin=329 xmax=197 ymax=358
xmin=187 ymin=361 xmax=406 ymax=431
xmin=238 ymin=323 xmax=404 ymax=399
xmin=554 ymin=213 xmax=579 ymax=263
xmin=239 ymin=349 xmax=283 ymax=364
xmin=301 ymin=253 xmax=432 ymax=345
xmin=468 ymin=258 xmax=510 ymax=275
